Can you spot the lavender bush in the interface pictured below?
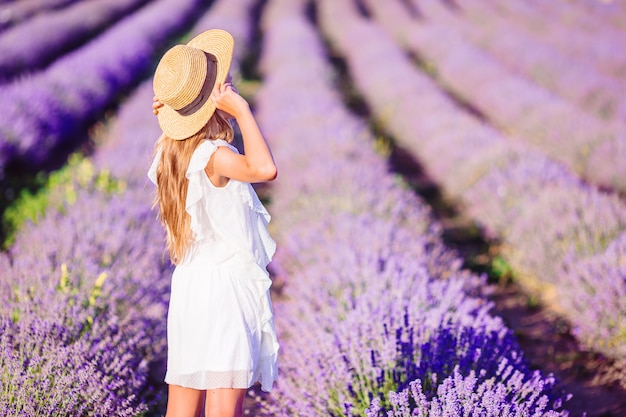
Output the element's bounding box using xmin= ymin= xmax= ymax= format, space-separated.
xmin=253 ymin=1 xmax=568 ymax=415
xmin=0 ymin=0 xmax=150 ymax=82
xmin=509 ymin=0 xmax=626 ymax=78
xmin=0 ymin=0 xmax=78 ymax=32
xmin=0 ymin=0 xmax=203 ymax=177
xmin=0 ymin=298 xmax=153 ymax=415
xmin=365 ymin=366 xmax=562 ymax=417
xmin=0 ymin=171 xmax=167 ymax=416
xmin=316 ymin=0 xmax=626 ymax=379
xmin=556 ymin=232 xmax=626 ymax=361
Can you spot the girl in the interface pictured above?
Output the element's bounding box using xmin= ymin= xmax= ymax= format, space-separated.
xmin=148 ymin=29 xmax=279 ymax=417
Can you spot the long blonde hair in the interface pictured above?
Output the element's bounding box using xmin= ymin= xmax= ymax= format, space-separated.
xmin=153 ymin=110 xmax=234 ymax=264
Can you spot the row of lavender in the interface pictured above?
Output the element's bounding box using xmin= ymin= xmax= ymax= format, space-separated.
xmin=0 ymin=0 xmax=258 ymax=414
xmin=503 ymin=0 xmax=626 ymax=69
xmin=455 ymin=0 xmax=626 ymax=82
xmin=572 ymin=0 xmax=626 ymax=29
xmin=316 ymin=0 xmax=626 ymax=374
xmin=0 ymin=0 xmax=151 ymax=82
xmin=425 ymin=0 xmax=626 ymax=122
xmin=254 ymin=0 xmax=569 ymax=415
xmin=365 ymin=0 xmax=626 ymax=195
xmin=0 ymin=0 xmax=78 ymax=32
xmin=0 ymin=0 xmax=201 ymax=179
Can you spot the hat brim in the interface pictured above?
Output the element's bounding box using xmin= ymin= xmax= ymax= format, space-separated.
xmin=156 ymin=29 xmax=234 ymax=140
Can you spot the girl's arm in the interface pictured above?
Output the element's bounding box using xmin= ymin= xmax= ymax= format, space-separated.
xmin=211 ymin=82 xmax=277 ymax=183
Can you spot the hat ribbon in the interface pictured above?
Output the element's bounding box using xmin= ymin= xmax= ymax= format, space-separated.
xmin=176 ymin=53 xmax=217 ymax=117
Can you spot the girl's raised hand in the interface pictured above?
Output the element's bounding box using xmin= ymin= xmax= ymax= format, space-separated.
xmin=211 ymin=83 xmax=247 ymax=119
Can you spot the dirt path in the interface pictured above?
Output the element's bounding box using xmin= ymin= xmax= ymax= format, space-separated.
xmin=491 ymin=283 xmax=626 ymax=416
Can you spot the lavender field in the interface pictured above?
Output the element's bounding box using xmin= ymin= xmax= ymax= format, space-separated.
xmin=0 ymin=0 xmax=625 ymax=416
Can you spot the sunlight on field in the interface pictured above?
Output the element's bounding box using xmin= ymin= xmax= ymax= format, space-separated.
xmin=0 ymin=0 xmax=625 ymax=415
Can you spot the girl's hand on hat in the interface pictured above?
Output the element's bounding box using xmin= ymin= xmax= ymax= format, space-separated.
xmin=211 ymin=82 xmax=248 ymax=119
xmin=210 ymin=80 xmax=276 ymax=183
xmin=152 ymin=96 xmax=163 ymax=115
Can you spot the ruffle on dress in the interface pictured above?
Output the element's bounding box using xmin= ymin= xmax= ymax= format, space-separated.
xmin=147 ymin=139 xmax=277 ymax=267
xmin=165 ymin=253 xmax=279 ymax=392
xmin=184 ymin=139 xmax=276 ymax=268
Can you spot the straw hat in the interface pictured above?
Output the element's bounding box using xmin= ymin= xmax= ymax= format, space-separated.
xmin=153 ymin=29 xmax=234 ymax=140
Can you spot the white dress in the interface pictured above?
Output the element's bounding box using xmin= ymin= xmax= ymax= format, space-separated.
xmin=148 ymin=138 xmax=279 ymax=392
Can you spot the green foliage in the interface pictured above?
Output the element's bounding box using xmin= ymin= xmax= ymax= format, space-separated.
xmin=489 ymin=255 xmax=514 ymax=285
xmin=372 ymin=134 xmax=393 ymax=158
xmin=1 ymin=154 xmax=126 ymax=249
xmin=11 ymin=262 xmax=108 ymax=340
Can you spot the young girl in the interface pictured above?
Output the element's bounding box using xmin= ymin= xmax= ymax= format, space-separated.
xmin=148 ymin=29 xmax=279 ymax=417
